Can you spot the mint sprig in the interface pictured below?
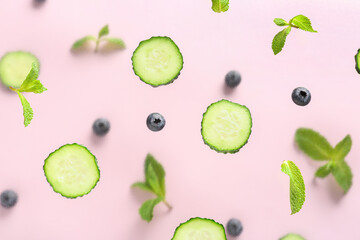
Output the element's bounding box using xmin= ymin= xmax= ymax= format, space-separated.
xmin=272 ymin=15 xmax=317 ymax=55
xmin=295 ymin=128 xmax=353 ymax=193
xmin=211 ymin=0 xmax=229 ymax=13
xmin=72 ymin=24 xmax=125 ymax=52
xmin=281 ymin=160 xmax=305 ymax=215
xmin=132 ymin=154 xmax=172 ymax=222
xmin=9 ymin=63 xmax=47 ymax=127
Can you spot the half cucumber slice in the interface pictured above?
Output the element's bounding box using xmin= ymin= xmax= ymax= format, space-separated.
xmin=132 ymin=36 xmax=183 ymax=87
xmin=280 ymin=233 xmax=306 ymax=240
xmin=355 ymin=49 xmax=360 ymax=74
xmin=43 ymin=144 xmax=100 ymax=198
xmin=0 ymin=51 xmax=40 ymax=88
xmin=172 ymin=217 xmax=227 ymax=240
xmin=201 ymin=99 xmax=252 ymax=153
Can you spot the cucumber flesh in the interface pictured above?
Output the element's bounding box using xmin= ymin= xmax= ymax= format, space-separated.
xmin=43 ymin=144 xmax=100 ymax=198
xmin=355 ymin=49 xmax=360 ymax=74
xmin=0 ymin=51 xmax=40 ymax=88
xmin=280 ymin=233 xmax=305 ymax=240
xmin=201 ymin=99 xmax=252 ymax=153
xmin=172 ymin=217 xmax=227 ymax=240
xmin=132 ymin=36 xmax=183 ymax=86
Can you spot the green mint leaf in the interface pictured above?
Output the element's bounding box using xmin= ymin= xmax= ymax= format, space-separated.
xmin=332 ymin=160 xmax=352 ymax=193
xmin=16 ymin=91 xmax=33 ymax=127
xmin=132 ymin=182 xmax=154 ymax=193
xmin=332 ymin=135 xmax=352 ymax=161
xmin=315 ymin=163 xmax=332 ymax=178
xmin=98 ymin=25 xmax=109 ymax=38
xmin=105 ymin=38 xmax=126 ymax=48
xmin=211 ymin=0 xmax=229 ymax=13
xmin=281 ymin=160 xmax=305 ymax=215
xmin=18 ymin=63 xmax=47 ymax=94
xmin=290 ymin=15 xmax=317 ymax=32
xmin=295 ymin=128 xmax=333 ymax=161
xmin=146 ymin=164 xmax=165 ymax=197
xmin=272 ymin=26 xmax=291 ymax=55
xmin=72 ymin=36 xmax=96 ymax=49
xmin=139 ymin=197 xmax=162 ymax=222
xmin=145 ymin=154 xmax=166 ymax=197
xmin=274 ymin=18 xmax=288 ymax=26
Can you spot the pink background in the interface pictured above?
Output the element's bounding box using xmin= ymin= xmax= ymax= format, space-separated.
xmin=0 ymin=0 xmax=360 ymax=239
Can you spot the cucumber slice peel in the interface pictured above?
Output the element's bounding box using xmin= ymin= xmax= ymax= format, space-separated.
xmin=0 ymin=51 xmax=40 ymax=88
xmin=201 ymin=99 xmax=252 ymax=153
xmin=132 ymin=36 xmax=183 ymax=87
xmin=43 ymin=144 xmax=100 ymax=198
xmin=172 ymin=217 xmax=227 ymax=240
xmin=355 ymin=49 xmax=360 ymax=74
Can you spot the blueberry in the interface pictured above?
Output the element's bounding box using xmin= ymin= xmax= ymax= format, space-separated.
xmin=1 ymin=190 xmax=18 ymax=208
xmin=92 ymin=118 xmax=110 ymax=136
xmin=146 ymin=113 xmax=165 ymax=132
xmin=225 ymin=70 xmax=241 ymax=88
xmin=292 ymin=87 xmax=311 ymax=106
xmin=226 ymin=218 xmax=243 ymax=237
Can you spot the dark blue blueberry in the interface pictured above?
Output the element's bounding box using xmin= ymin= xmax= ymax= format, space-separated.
xmin=92 ymin=118 xmax=110 ymax=136
xmin=225 ymin=71 xmax=241 ymax=88
xmin=292 ymin=87 xmax=311 ymax=106
xmin=226 ymin=218 xmax=243 ymax=237
xmin=1 ymin=190 xmax=18 ymax=208
xmin=146 ymin=113 xmax=165 ymax=132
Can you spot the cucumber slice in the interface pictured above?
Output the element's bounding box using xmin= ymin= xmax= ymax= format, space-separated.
xmin=43 ymin=144 xmax=100 ymax=198
xmin=132 ymin=36 xmax=183 ymax=87
xmin=0 ymin=51 xmax=40 ymax=88
xmin=172 ymin=217 xmax=227 ymax=240
xmin=279 ymin=233 xmax=306 ymax=240
xmin=201 ymin=99 xmax=252 ymax=153
xmin=355 ymin=49 xmax=360 ymax=74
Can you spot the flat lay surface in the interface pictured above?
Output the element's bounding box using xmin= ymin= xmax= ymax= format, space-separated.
xmin=0 ymin=0 xmax=360 ymax=239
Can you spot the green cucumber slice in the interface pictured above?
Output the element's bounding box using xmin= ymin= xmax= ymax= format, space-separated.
xmin=172 ymin=217 xmax=227 ymax=240
xmin=132 ymin=36 xmax=183 ymax=87
xmin=355 ymin=49 xmax=360 ymax=74
xmin=43 ymin=144 xmax=100 ymax=198
xmin=0 ymin=51 xmax=40 ymax=88
xmin=201 ymin=99 xmax=252 ymax=153
xmin=280 ymin=233 xmax=306 ymax=240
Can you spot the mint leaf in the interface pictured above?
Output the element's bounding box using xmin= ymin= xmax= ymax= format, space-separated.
xmin=146 ymin=164 xmax=165 ymax=197
xmin=105 ymin=38 xmax=126 ymax=48
xmin=332 ymin=135 xmax=352 ymax=161
xmin=211 ymin=0 xmax=229 ymax=13
xmin=295 ymin=128 xmax=333 ymax=161
xmin=290 ymin=15 xmax=317 ymax=32
xmin=274 ymin=18 xmax=288 ymax=26
xmin=18 ymin=63 xmax=47 ymax=94
xmin=132 ymin=154 xmax=171 ymax=222
xmin=98 ymin=25 xmax=109 ymax=38
xmin=332 ymin=160 xmax=352 ymax=193
xmin=145 ymin=154 xmax=165 ymax=196
xmin=139 ymin=197 xmax=162 ymax=222
xmin=16 ymin=91 xmax=33 ymax=127
xmin=281 ymin=160 xmax=305 ymax=215
xmin=272 ymin=26 xmax=291 ymax=55
xmin=72 ymin=36 xmax=96 ymax=49
xmin=132 ymin=182 xmax=153 ymax=193
xmin=315 ymin=163 xmax=332 ymax=178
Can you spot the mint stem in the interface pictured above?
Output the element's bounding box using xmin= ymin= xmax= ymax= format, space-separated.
xmin=289 ymin=24 xmax=299 ymax=29
xmin=95 ymin=39 xmax=100 ymax=53
xmin=163 ymin=199 xmax=172 ymax=210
